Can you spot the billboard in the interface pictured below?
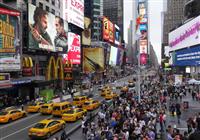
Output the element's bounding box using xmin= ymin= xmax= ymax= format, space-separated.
xmin=115 ymin=24 xmax=121 ymax=46
xmin=63 ymin=0 xmax=84 ymax=29
xmin=139 ymin=24 xmax=147 ymax=31
xmin=0 ymin=6 xmax=21 ymax=71
xmin=140 ymin=53 xmax=147 ymax=65
xmin=63 ymin=32 xmax=81 ymax=65
xmin=139 ymin=40 xmax=147 ymax=53
xmin=103 ymin=17 xmax=114 ymax=43
xmin=28 ymin=4 xmax=68 ymax=52
xmin=109 ymin=46 xmax=118 ymax=66
xmin=174 ymin=45 xmax=200 ymax=66
xmin=169 ymin=15 xmax=200 ymax=51
xmin=83 ymin=48 xmax=104 ymax=73
xmin=116 ymin=48 xmax=124 ymax=65
xmin=82 ymin=17 xmax=91 ymax=45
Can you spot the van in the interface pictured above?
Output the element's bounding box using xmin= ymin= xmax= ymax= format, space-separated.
xmin=52 ymin=101 xmax=72 ymax=117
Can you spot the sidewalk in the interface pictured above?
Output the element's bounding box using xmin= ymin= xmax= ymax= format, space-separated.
xmin=166 ymin=93 xmax=200 ymax=134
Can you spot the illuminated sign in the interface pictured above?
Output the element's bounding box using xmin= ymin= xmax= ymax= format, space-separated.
xmin=0 ymin=5 xmax=21 ymax=71
xmin=63 ymin=32 xmax=81 ymax=64
xmin=63 ymin=0 xmax=84 ymax=29
xmin=102 ymin=17 xmax=114 ymax=43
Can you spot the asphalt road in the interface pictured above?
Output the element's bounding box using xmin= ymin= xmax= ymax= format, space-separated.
xmin=0 ymin=75 xmax=133 ymax=140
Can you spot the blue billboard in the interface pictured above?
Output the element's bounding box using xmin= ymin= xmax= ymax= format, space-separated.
xmin=174 ymin=45 xmax=200 ymax=66
xmin=140 ymin=24 xmax=147 ymax=31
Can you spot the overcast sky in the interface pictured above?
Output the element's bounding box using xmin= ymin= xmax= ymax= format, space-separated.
xmin=124 ymin=0 xmax=163 ymax=63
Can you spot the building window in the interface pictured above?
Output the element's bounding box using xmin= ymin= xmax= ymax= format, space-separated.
xmin=46 ymin=6 xmax=49 ymax=12
xmin=52 ymin=9 xmax=55 ymax=15
xmin=39 ymin=2 xmax=43 ymax=9
xmin=46 ymin=0 xmax=49 ymax=2
xmin=52 ymin=0 xmax=55 ymax=5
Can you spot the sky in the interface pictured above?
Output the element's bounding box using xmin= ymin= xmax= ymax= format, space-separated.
xmin=124 ymin=0 xmax=163 ymax=63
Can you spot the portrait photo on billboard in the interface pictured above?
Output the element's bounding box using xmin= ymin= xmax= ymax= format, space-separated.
xmin=63 ymin=32 xmax=81 ymax=65
xmin=83 ymin=48 xmax=104 ymax=73
xmin=28 ymin=4 xmax=68 ymax=52
xmin=139 ymin=39 xmax=147 ymax=54
xmin=82 ymin=17 xmax=91 ymax=45
xmin=0 ymin=5 xmax=21 ymax=71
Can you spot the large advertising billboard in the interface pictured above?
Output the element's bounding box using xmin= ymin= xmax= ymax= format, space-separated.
xmin=103 ymin=17 xmax=114 ymax=43
xmin=0 ymin=6 xmax=21 ymax=71
xmin=115 ymin=24 xmax=121 ymax=46
xmin=116 ymin=48 xmax=124 ymax=65
xmin=63 ymin=32 xmax=81 ymax=65
xmin=83 ymin=48 xmax=104 ymax=73
xmin=28 ymin=4 xmax=68 ymax=52
xmin=109 ymin=46 xmax=118 ymax=66
xmin=82 ymin=17 xmax=91 ymax=45
xmin=63 ymin=0 xmax=84 ymax=29
xmin=169 ymin=15 xmax=200 ymax=51
xmin=139 ymin=39 xmax=147 ymax=54
xmin=174 ymin=45 xmax=200 ymax=66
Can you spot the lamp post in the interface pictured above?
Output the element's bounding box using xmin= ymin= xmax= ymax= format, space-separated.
xmin=137 ymin=41 xmax=141 ymax=103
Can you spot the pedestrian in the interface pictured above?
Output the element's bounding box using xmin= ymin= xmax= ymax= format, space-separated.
xmin=52 ymin=137 xmax=59 ymax=140
xmin=176 ymin=103 xmax=181 ymax=124
xmin=60 ymin=129 xmax=67 ymax=140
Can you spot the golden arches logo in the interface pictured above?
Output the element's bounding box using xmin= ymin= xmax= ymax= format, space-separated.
xmin=46 ymin=56 xmax=64 ymax=81
xmin=22 ymin=57 xmax=33 ymax=68
xmin=22 ymin=57 xmax=33 ymax=76
xmin=56 ymin=57 xmax=64 ymax=80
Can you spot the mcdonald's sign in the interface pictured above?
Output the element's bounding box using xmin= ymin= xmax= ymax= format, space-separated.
xmin=46 ymin=56 xmax=64 ymax=81
xmin=64 ymin=60 xmax=73 ymax=80
xmin=22 ymin=57 xmax=33 ymax=76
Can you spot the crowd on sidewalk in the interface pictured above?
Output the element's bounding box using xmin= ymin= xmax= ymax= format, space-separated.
xmin=81 ymin=76 xmax=165 ymax=140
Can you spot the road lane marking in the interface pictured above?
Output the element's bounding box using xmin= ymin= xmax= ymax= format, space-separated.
xmin=0 ymin=116 xmax=51 ymax=140
xmin=0 ymin=113 xmax=40 ymax=130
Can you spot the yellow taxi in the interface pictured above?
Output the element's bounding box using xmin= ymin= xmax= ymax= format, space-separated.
xmin=105 ymin=92 xmax=118 ymax=100
xmin=52 ymin=101 xmax=73 ymax=117
xmin=72 ymin=95 xmax=91 ymax=107
xmin=28 ymin=119 xmax=65 ymax=139
xmin=0 ymin=109 xmax=27 ymax=123
xmin=121 ymin=86 xmax=129 ymax=92
xmin=62 ymin=108 xmax=87 ymax=122
xmin=100 ymin=88 xmax=111 ymax=96
xmin=82 ymin=100 xmax=100 ymax=111
xmin=40 ymin=103 xmax=53 ymax=115
xmin=27 ymin=102 xmax=44 ymax=113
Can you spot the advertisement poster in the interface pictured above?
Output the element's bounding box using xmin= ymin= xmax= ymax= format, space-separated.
xmin=115 ymin=24 xmax=121 ymax=45
xmin=103 ymin=17 xmax=114 ymax=43
xmin=139 ymin=39 xmax=147 ymax=53
xmin=83 ymin=48 xmax=104 ymax=73
xmin=140 ymin=53 xmax=147 ymax=65
xmin=82 ymin=17 xmax=91 ymax=45
xmin=174 ymin=45 xmax=200 ymax=66
xmin=116 ymin=48 xmax=124 ymax=65
xmin=0 ymin=6 xmax=21 ymax=71
xmin=109 ymin=46 xmax=118 ymax=66
xmin=103 ymin=17 xmax=109 ymax=41
xmin=63 ymin=0 xmax=84 ymax=29
xmin=63 ymin=32 xmax=81 ymax=64
xmin=28 ymin=4 xmax=68 ymax=52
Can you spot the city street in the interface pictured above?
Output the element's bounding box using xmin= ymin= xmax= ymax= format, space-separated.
xmin=0 ymin=75 xmax=133 ymax=140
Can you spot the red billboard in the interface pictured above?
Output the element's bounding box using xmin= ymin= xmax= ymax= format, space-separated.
xmin=102 ymin=17 xmax=114 ymax=43
xmin=63 ymin=32 xmax=81 ymax=64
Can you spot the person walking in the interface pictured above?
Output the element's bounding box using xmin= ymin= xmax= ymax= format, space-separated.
xmin=176 ymin=103 xmax=181 ymax=124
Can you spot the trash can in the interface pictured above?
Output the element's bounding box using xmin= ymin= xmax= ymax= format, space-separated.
xmin=183 ymin=101 xmax=189 ymax=109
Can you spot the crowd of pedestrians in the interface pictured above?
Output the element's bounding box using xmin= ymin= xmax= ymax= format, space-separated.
xmin=81 ymin=76 xmax=165 ymax=140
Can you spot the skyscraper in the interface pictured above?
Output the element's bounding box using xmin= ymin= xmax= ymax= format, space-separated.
xmin=84 ymin=0 xmax=103 ymax=41
xmin=162 ymin=0 xmax=187 ymax=59
xmin=103 ymin=0 xmax=124 ymax=40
